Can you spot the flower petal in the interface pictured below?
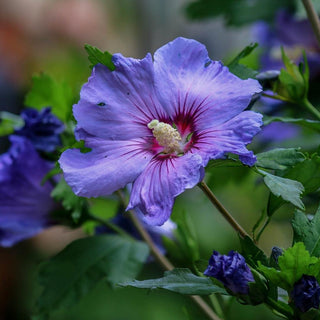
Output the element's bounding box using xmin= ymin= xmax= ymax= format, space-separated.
xmin=74 ymin=53 xmax=166 ymax=141
xmin=194 ymin=111 xmax=263 ymax=166
xmin=127 ymin=153 xmax=204 ymax=225
xmin=59 ymin=138 xmax=153 ymax=197
xmin=153 ymin=37 xmax=262 ymax=130
xmin=0 ymin=136 xmax=54 ymax=247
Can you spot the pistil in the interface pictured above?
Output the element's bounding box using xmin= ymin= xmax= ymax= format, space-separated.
xmin=148 ymin=120 xmax=183 ymax=154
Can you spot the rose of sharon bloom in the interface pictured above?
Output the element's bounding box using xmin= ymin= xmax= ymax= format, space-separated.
xmin=0 ymin=136 xmax=55 ymax=247
xmin=204 ymin=250 xmax=254 ymax=295
xmin=14 ymin=107 xmax=64 ymax=152
xmin=291 ymin=275 xmax=320 ymax=313
xmin=59 ymin=37 xmax=262 ymax=225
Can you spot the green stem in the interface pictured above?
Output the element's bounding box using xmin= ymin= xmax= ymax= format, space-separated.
xmin=256 ymin=217 xmax=271 ymax=243
xmin=265 ymin=297 xmax=294 ymax=319
xmin=117 ymin=191 xmax=223 ymax=320
xmin=303 ymin=99 xmax=320 ymax=120
xmin=198 ymin=180 xmax=249 ymax=238
xmin=302 ymin=0 xmax=320 ymax=48
xmin=261 ymin=93 xmax=292 ymax=103
xmin=88 ymin=213 xmax=132 ymax=239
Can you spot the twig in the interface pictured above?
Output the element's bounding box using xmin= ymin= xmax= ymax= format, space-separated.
xmin=302 ymin=0 xmax=320 ymax=47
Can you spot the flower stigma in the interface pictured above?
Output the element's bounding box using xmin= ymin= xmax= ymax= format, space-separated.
xmin=148 ymin=119 xmax=184 ymax=154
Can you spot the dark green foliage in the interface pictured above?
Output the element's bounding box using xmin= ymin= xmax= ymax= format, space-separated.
xmin=51 ymin=178 xmax=89 ymax=224
xmin=185 ymin=0 xmax=295 ymax=26
xmin=256 ymin=148 xmax=306 ymax=171
xmin=292 ymin=205 xmax=320 ymax=257
xmin=240 ymin=236 xmax=268 ymax=268
xmin=259 ymin=243 xmax=320 ymax=292
xmin=33 ymin=235 xmax=149 ymax=319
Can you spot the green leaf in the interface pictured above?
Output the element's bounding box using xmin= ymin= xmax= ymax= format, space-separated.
xmin=267 ymin=153 xmax=320 ymax=215
xmin=0 ymin=111 xmax=24 ymax=136
xmin=259 ymin=242 xmax=320 ymax=292
xmin=121 ymin=268 xmax=227 ymax=295
xmin=292 ymin=205 xmax=320 ymax=257
xmin=263 ymin=116 xmax=320 ymax=133
xmin=34 ymin=235 xmax=149 ymax=319
xmin=256 ymin=148 xmax=306 ymax=170
xmin=51 ymin=178 xmax=89 ymax=224
xmin=84 ymin=44 xmax=115 ymax=71
xmin=258 ymin=169 xmax=305 ymax=212
xmin=227 ymin=43 xmax=258 ymax=79
xmin=239 ymin=236 xmax=268 ymax=268
xmin=24 ymin=73 xmax=73 ymax=121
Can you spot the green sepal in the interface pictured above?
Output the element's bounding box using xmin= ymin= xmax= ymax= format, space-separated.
xmin=272 ymin=48 xmax=309 ymax=102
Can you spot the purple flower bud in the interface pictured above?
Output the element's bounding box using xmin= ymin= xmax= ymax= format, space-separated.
xmin=14 ymin=107 xmax=64 ymax=152
xmin=291 ymin=275 xmax=320 ymax=313
xmin=204 ymin=250 xmax=254 ymax=295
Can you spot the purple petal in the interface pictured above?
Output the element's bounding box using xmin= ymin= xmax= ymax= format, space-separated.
xmin=74 ymin=53 xmax=167 ymax=141
xmin=153 ymin=37 xmax=262 ymax=130
xmin=194 ymin=111 xmax=263 ymax=166
xmin=0 ymin=136 xmax=54 ymax=247
xmin=59 ymin=138 xmax=153 ymax=197
xmin=127 ymin=153 xmax=204 ymax=225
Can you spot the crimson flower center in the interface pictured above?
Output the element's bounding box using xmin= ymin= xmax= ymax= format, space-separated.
xmin=148 ymin=119 xmax=184 ymax=154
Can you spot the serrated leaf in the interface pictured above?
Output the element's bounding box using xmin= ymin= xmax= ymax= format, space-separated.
xmin=263 ymin=116 xmax=320 ymax=132
xmin=51 ymin=178 xmax=88 ymax=223
xmin=34 ymin=235 xmax=149 ymax=319
xmin=0 ymin=111 xmax=24 ymax=136
xmin=292 ymin=205 xmax=320 ymax=257
xmin=121 ymin=268 xmax=227 ymax=295
xmin=267 ymin=154 xmax=320 ymax=215
xmin=258 ymin=242 xmax=320 ymax=292
xmin=258 ymin=169 xmax=305 ymax=211
xmin=256 ymin=148 xmax=306 ymax=170
xmin=84 ymin=44 xmax=115 ymax=71
xmin=24 ymin=73 xmax=73 ymax=121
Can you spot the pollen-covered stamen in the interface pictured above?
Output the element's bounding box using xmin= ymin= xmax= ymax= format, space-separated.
xmin=148 ymin=119 xmax=183 ymax=154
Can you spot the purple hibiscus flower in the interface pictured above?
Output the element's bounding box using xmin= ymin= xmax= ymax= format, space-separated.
xmin=204 ymin=250 xmax=254 ymax=295
xmin=254 ymin=11 xmax=320 ymax=77
xmin=291 ymin=275 xmax=320 ymax=313
xmin=59 ymin=37 xmax=262 ymax=226
xmin=14 ymin=107 xmax=64 ymax=152
xmin=0 ymin=136 xmax=55 ymax=247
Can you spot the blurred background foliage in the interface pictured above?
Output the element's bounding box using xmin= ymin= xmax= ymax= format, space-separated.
xmin=1 ymin=0 xmax=320 ymax=319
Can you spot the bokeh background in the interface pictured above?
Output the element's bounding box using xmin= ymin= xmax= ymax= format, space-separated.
xmin=0 ymin=0 xmax=318 ymax=319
